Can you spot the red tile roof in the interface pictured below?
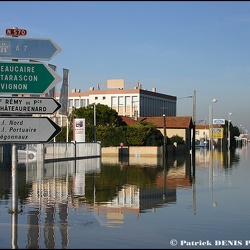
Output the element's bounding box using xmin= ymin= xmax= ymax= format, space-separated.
xmin=121 ymin=116 xmax=193 ymax=129
xmin=196 ymin=124 xmax=223 ymax=129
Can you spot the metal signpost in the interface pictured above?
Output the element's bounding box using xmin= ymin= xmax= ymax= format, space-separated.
xmin=0 ymin=61 xmax=62 ymax=94
xmin=0 ymin=96 xmax=61 ymax=114
xmin=0 ymin=116 xmax=61 ymax=143
xmin=0 ymin=37 xmax=61 ymax=60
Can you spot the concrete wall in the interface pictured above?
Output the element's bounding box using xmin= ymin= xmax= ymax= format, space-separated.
xmin=102 ymin=146 xmax=162 ymax=157
xmin=101 ymin=144 xmax=189 ymax=166
xmin=101 ymin=146 xmax=163 ymax=166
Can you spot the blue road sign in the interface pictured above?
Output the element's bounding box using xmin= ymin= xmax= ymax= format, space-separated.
xmin=213 ymin=119 xmax=225 ymax=125
xmin=0 ymin=37 xmax=61 ymax=60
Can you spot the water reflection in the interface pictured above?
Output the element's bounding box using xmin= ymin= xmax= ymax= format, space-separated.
xmin=0 ymin=148 xmax=243 ymax=249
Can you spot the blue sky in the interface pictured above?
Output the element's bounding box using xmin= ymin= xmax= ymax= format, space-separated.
xmin=1 ymin=1 xmax=250 ymax=133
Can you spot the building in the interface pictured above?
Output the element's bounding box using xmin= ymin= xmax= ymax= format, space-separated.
xmin=55 ymin=79 xmax=177 ymax=126
xmin=195 ymin=124 xmax=226 ymax=147
xmin=122 ymin=115 xmax=193 ymax=151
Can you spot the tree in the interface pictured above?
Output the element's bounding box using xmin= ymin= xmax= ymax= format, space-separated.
xmin=74 ymin=103 xmax=121 ymax=126
xmin=72 ymin=104 xmax=124 ymax=142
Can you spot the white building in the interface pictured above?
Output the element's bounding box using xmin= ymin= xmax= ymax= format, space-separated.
xmin=55 ymin=79 xmax=177 ymax=125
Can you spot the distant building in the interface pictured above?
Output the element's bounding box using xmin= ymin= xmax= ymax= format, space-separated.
xmin=55 ymin=79 xmax=177 ymax=125
xmin=122 ymin=115 xmax=193 ymax=151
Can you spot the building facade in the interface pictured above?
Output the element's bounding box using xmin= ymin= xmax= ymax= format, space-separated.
xmin=55 ymin=83 xmax=176 ymax=119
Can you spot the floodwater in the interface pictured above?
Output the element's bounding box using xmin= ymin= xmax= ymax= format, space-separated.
xmin=0 ymin=146 xmax=250 ymax=249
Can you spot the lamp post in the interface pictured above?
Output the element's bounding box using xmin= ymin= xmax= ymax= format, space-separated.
xmin=90 ymin=103 xmax=97 ymax=142
xmin=94 ymin=103 xmax=96 ymax=142
xmin=160 ymin=105 xmax=168 ymax=168
xmin=228 ymin=112 xmax=232 ymax=151
xmin=240 ymin=124 xmax=243 ymax=134
xmin=192 ymin=90 xmax=196 ymax=158
xmin=163 ymin=114 xmax=167 ymax=157
xmin=209 ymin=98 xmax=217 ymax=150
xmin=177 ymin=90 xmax=196 ymax=153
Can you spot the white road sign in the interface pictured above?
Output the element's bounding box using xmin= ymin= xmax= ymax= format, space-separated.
xmin=0 ymin=117 xmax=61 ymax=142
xmin=0 ymin=96 xmax=61 ymax=114
xmin=213 ymin=119 xmax=225 ymax=125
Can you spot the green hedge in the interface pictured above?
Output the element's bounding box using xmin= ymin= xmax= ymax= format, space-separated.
xmin=55 ymin=123 xmax=183 ymax=147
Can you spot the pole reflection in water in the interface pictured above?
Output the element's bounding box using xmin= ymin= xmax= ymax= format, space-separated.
xmin=209 ymin=148 xmax=228 ymax=208
xmin=11 ymin=143 xmax=18 ymax=249
xmin=162 ymin=149 xmax=166 ymax=201
xmin=192 ymin=148 xmax=196 ymax=216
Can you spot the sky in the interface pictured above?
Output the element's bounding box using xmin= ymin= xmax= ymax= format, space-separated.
xmin=1 ymin=1 xmax=250 ymax=133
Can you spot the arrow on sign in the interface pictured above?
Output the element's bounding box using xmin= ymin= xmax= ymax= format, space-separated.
xmin=0 ymin=37 xmax=61 ymax=60
xmin=0 ymin=117 xmax=61 ymax=143
xmin=0 ymin=96 xmax=61 ymax=114
xmin=0 ymin=61 xmax=62 ymax=94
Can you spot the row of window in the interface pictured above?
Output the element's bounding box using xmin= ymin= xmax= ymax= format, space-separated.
xmin=58 ymin=94 xmax=176 ymax=118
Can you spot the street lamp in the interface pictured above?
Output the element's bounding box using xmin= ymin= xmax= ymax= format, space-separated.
xmin=178 ymin=90 xmax=196 ymax=153
xmin=228 ymin=112 xmax=232 ymax=151
xmin=209 ymin=98 xmax=217 ymax=150
xmin=90 ymin=103 xmax=97 ymax=142
xmin=177 ymin=94 xmax=195 ymax=122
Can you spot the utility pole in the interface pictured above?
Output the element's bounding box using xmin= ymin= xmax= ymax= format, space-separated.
xmin=161 ymin=106 xmax=167 ymax=158
xmin=192 ymin=90 xmax=196 ymax=158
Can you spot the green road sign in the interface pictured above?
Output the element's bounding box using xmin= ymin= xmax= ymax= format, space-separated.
xmin=0 ymin=61 xmax=62 ymax=94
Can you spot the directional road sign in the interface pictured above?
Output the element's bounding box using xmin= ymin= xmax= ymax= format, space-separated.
xmin=0 ymin=37 xmax=61 ymax=60
xmin=0 ymin=116 xmax=61 ymax=143
xmin=0 ymin=96 xmax=61 ymax=114
xmin=0 ymin=61 xmax=62 ymax=94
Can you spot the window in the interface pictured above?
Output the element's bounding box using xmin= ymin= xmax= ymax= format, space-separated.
xmin=125 ymin=96 xmax=131 ymax=112
xmin=69 ymin=99 xmax=73 ymax=108
xmin=81 ymin=99 xmax=86 ymax=107
xmin=75 ymin=99 xmax=80 ymax=107
xmin=118 ymin=96 xmax=124 ymax=106
xmin=111 ymin=96 xmax=117 ymax=106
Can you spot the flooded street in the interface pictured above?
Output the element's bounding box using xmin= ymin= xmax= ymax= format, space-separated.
xmin=0 ymin=146 xmax=250 ymax=249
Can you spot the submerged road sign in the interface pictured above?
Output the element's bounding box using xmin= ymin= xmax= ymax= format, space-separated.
xmin=0 ymin=96 xmax=61 ymax=114
xmin=0 ymin=116 xmax=61 ymax=143
xmin=0 ymin=37 xmax=61 ymax=60
xmin=0 ymin=61 xmax=62 ymax=94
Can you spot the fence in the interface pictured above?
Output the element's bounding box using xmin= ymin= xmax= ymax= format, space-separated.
xmin=0 ymin=142 xmax=102 ymax=165
xmin=43 ymin=142 xmax=101 ymax=162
